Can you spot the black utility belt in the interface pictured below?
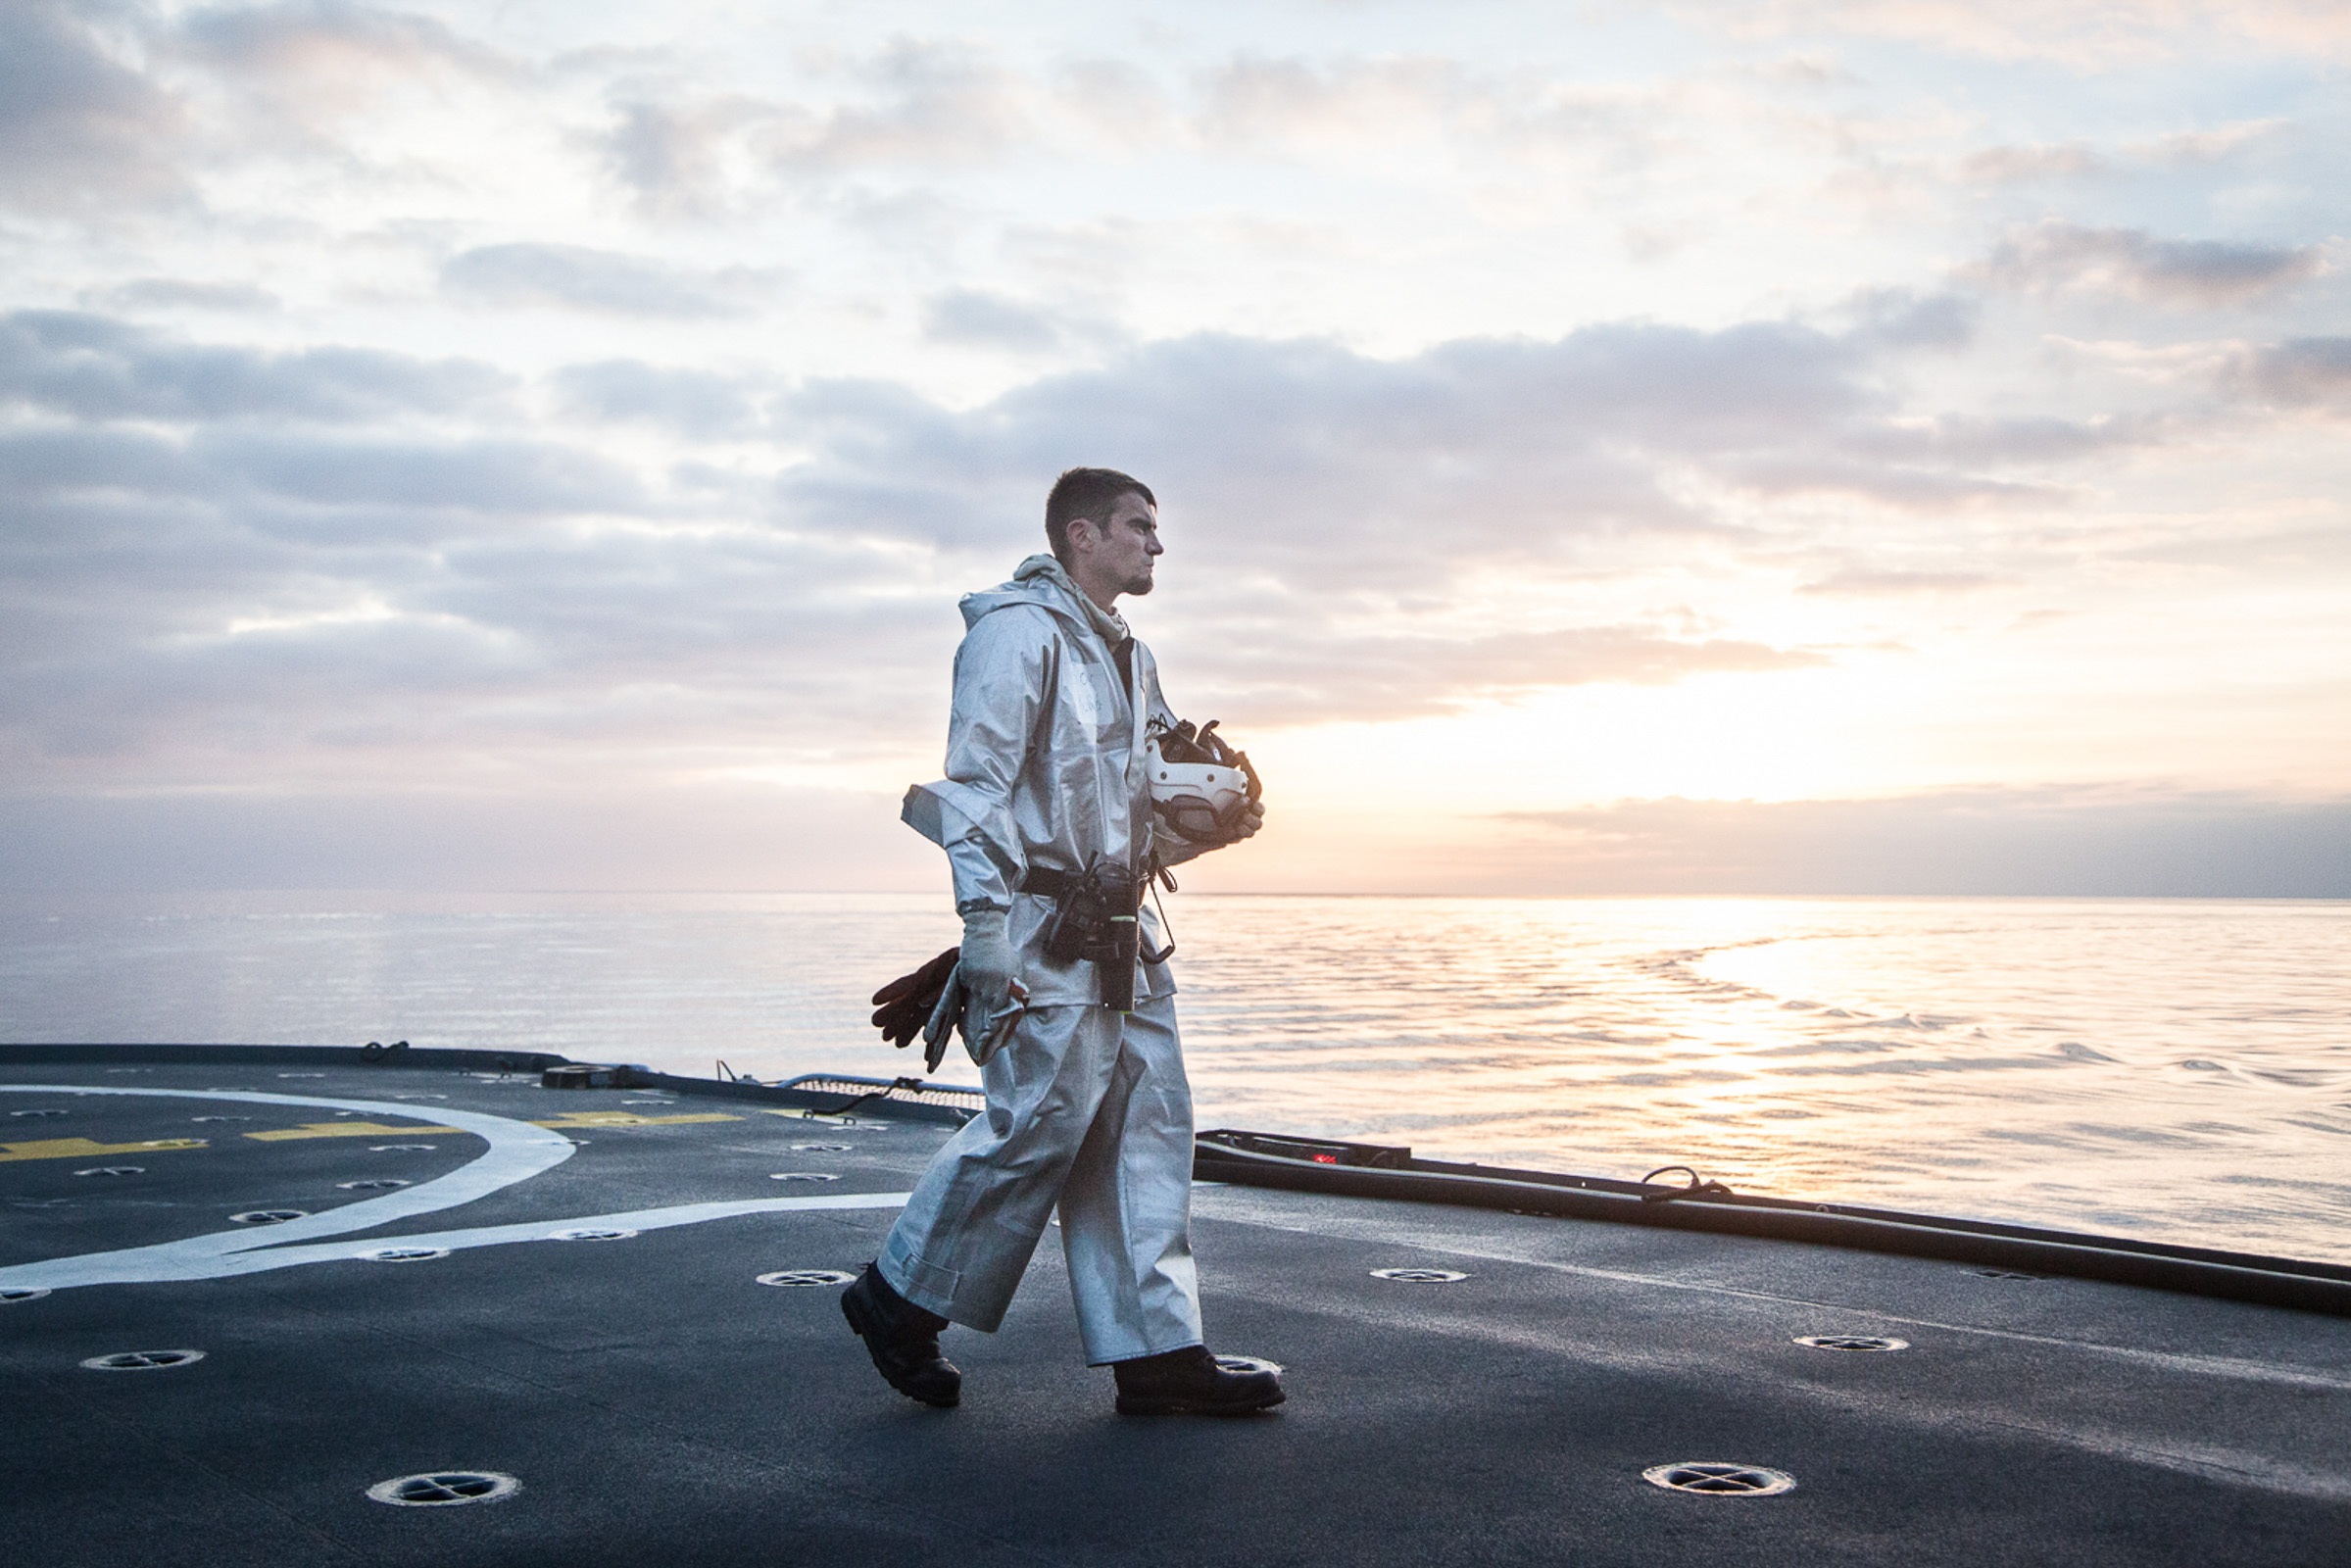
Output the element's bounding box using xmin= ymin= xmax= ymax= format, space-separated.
xmin=1015 ymin=863 xmax=1166 ymax=1011
xmin=1018 ymin=864 xmax=1137 ymax=905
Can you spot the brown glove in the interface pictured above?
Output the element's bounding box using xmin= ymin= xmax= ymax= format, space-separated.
xmin=869 ymin=946 xmax=961 ymax=1050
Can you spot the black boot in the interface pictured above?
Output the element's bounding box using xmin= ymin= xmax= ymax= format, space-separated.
xmin=841 ymin=1262 xmax=961 ymax=1408
xmin=1112 ymin=1346 xmax=1285 ymax=1416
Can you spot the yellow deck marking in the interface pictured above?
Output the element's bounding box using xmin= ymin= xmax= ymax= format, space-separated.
xmin=244 ymin=1121 xmax=465 ymax=1142
xmin=530 ymin=1111 xmax=740 ymax=1129
xmin=0 ymin=1137 xmax=209 ymax=1163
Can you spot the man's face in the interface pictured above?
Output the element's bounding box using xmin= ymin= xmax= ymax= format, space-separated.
xmin=1079 ymin=492 xmax=1162 ymax=599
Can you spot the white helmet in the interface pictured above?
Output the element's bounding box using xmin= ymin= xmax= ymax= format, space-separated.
xmin=1146 ymin=719 xmax=1260 ymax=841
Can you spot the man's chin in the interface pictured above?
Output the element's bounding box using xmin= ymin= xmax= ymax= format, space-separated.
xmin=1124 ymin=573 xmax=1154 ymax=597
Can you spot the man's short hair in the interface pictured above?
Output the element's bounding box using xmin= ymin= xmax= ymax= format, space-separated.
xmin=1046 ymin=467 xmax=1154 ymax=564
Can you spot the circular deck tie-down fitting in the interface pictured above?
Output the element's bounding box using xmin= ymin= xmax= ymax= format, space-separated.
xmin=3 ymin=1287 xmax=52 ymax=1303
xmin=769 ymin=1172 xmax=841 ymax=1183
xmin=1642 ymin=1462 xmax=1796 ymax=1496
xmin=791 ymin=1144 xmax=854 ymax=1152
xmin=337 ymin=1179 xmax=412 ymax=1192
xmin=549 ymin=1228 xmax=637 ymax=1242
xmin=230 ymin=1209 xmax=309 ymax=1225
xmin=73 ymin=1166 xmax=145 ymax=1177
xmin=1369 ymin=1267 xmax=1469 ymax=1284
xmin=1212 ymin=1354 xmax=1284 ymax=1375
xmin=367 ymin=1472 xmax=520 ymax=1507
xmin=362 ymin=1247 xmax=451 ymax=1263
xmin=758 ymin=1269 xmax=858 ymax=1288
xmin=82 ymin=1349 xmax=206 ymax=1371
xmin=1795 ymin=1334 xmax=1908 ymax=1351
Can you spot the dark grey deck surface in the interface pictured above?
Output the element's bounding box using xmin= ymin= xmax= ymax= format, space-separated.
xmin=5 ymin=1056 xmax=2349 ymax=1566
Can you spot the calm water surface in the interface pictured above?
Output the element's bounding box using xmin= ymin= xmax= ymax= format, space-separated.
xmin=4 ymin=893 xmax=2345 ymax=1263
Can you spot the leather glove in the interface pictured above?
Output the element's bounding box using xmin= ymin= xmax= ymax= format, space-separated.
xmin=1157 ymin=798 xmax=1266 ymax=864
xmin=869 ymin=946 xmax=961 ymax=1050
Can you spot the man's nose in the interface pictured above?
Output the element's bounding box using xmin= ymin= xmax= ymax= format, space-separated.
xmin=1146 ymin=534 xmax=1163 ymax=556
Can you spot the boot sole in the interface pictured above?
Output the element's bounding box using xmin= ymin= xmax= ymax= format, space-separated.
xmin=1114 ymin=1386 xmax=1286 ymax=1417
xmin=842 ymin=1283 xmax=960 ymax=1408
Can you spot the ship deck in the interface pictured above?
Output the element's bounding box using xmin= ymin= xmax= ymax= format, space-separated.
xmin=4 ymin=1048 xmax=2348 ymax=1566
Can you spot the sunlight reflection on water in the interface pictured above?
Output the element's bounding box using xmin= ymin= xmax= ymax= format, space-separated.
xmin=3 ymin=892 xmax=2345 ymax=1263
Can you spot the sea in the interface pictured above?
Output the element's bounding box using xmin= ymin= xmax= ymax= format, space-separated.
xmin=4 ymin=892 xmax=2346 ymax=1266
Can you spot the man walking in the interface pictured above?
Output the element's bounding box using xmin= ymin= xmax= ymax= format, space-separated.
xmin=842 ymin=467 xmax=1282 ymax=1416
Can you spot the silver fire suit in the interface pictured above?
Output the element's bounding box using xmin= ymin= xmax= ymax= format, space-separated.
xmin=886 ymin=555 xmax=1200 ymax=1365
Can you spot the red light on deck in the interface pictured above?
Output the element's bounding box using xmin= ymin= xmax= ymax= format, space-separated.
xmin=1311 ymin=1153 xmax=1339 ymax=1163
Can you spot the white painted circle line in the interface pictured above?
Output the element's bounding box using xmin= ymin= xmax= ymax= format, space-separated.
xmin=0 ymin=1085 xmax=578 ymax=1293
xmin=83 ymin=1349 xmax=206 ymax=1371
xmin=1641 ymin=1462 xmax=1796 ymax=1496
xmin=1370 ymin=1267 xmax=1469 ymax=1283
xmin=367 ymin=1471 xmax=520 ymax=1507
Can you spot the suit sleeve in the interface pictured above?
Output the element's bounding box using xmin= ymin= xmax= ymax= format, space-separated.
xmin=1133 ymin=642 xmax=1199 ymax=868
xmin=900 ymin=609 xmax=1054 ymax=913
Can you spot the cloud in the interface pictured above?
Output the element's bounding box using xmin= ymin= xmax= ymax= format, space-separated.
xmin=1955 ymin=121 xmax=2282 ymax=185
xmin=2227 ymin=337 xmax=2351 ymax=407
xmin=921 ymin=290 xmax=1079 ymax=353
xmin=1178 ymin=624 xmax=1829 ymax=726
xmin=778 ymin=319 xmax=1884 ymax=568
xmin=773 ymin=39 xmax=1034 ymax=172
xmin=1493 ymin=786 xmax=2351 ymax=896
xmin=440 ymin=244 xmax=783 ymax=318
xmin=0 ymin=297 xmax=2294 ymax=817
xmin=1795 ymin=568 xmax=2018 ymax=597
xmin=175 ymin=0 xmax=504 ymax=78
xmin=550 ymin=361 xmax=762 ymax=436
xmin=591 ymin=39 xmax=1035 ymax=211
xmin=1693 ymin=1 xmax=2351 ymax=67
xmin=0 ymin=0 xmax=184 ymax=210
xmin=1970 ymin=222 xmax=2326 ymax=308
xmin=0 ymin=310 xmax=508 ymax=422
xmin=593 ymin=93 xmax=778 ymax=216
xmin=195 ymin=431 xmax=648 ymax=514
xmin=1837 ymin=289 xmax=1979 ymax=351
xmin=85 ymin=277 xmax=282 ymax=313
xmin=0 ymin=307 xmax=1913 ymax=790
xmin=1197 ymin=54 xmax=1484 ymax=150
xmin=1956 ymin=143 xmax=2106 ymax=184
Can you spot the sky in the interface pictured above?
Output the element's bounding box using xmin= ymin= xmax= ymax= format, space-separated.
xmin=1 ymin=0 xmax=2346 ymax=897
